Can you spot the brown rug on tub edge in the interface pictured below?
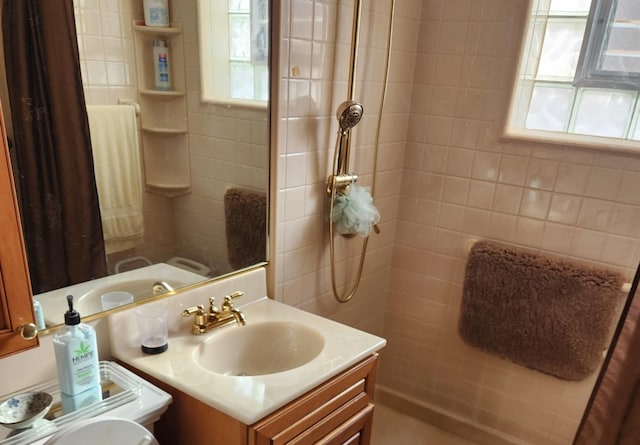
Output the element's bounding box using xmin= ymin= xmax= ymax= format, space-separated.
xmin=458 ymin=240 xmax=625 ymax=381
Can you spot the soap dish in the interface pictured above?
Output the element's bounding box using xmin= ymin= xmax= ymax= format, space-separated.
xmin=0 ymin=392 xmax=53 ymax=430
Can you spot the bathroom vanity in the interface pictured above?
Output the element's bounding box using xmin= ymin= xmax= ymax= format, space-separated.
xmin=108 ymin=268 xmax=386 ymax=445
xmin=123 ymin=353 xmax=377 ymax=444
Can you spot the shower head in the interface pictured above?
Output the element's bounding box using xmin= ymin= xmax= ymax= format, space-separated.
xmin=336 ymin=100 xmax=364 ymax=131
xmin=332 ymin=100 xmax=363 ymax=179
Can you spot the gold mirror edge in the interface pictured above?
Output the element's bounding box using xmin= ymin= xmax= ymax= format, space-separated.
xmin=36 ymin=262 xmax=269 ymax=336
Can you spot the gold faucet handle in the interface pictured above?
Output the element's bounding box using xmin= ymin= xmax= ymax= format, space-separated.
xmin=222 ymin=291 xmax=244 ymax=310
xmin=208 ymin=297 xmax=219 ymax=314
xmin=182 ymin=304 xmax=205 ymax=317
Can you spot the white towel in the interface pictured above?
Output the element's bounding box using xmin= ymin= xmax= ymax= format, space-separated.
xmin=87 ymin=105 xmax=143 ymax=254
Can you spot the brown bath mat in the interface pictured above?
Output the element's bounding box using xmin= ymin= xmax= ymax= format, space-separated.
xmin=224 ymin=188 xmax=267 ymax=270
xmin=459 ymin=240 xmax=624 ymax=381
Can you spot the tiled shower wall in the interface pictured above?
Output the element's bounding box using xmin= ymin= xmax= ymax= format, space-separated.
xmin=275 ymin=0 xmax=640 ymax=444
xmin=272 ymin=0 xmax=412 ymax=332
xmin=74 ymin=0 xmax=269 ymax=274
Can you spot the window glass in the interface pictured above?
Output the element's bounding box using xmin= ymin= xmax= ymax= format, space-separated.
xmin=526 ymin=84 xmax=575 ymax=131
xmin=549 ymin=0 xmax=590 ymax=14
xmin=537 ymin=19 xmax=586 ymax=79
xmin=571 ymin=89 xmax=636 ymax=138
xmin=198 ymin=0 xmax=268 ymax=105
xmin=229 ymin=14 xmax=251 ymax=60
xmin=507 ymin=0 xmax=640 ymax=145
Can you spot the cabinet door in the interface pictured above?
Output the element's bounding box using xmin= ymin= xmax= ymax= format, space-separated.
xmin=250 ymin=355 xmax=378 ymax=445
xmin=315 ymin=404 xmax=374 ymax=445
xmin=0 ymin=100 xmax=38 ymax=357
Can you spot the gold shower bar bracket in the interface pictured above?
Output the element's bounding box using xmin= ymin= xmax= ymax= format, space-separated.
xmin=326 ymin=173 xmax=359 ymax=196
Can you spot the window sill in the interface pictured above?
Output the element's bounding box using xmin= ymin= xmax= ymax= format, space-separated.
xmin=501 ymin=127 xmax=640 ymax=156
xmin=200 ymin=96 xmax=268 ymax=111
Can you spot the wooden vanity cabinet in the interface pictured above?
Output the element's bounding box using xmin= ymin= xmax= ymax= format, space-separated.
xmin=0 ymin=101 xmax=38 ymax=357
xmin=120 ymin=353 xmax=378 ymax=445
xmin=249 ymin=353 xmax=377 ymax=445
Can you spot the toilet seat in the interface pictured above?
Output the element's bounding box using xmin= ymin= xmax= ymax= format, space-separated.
xmin=43 ymin=416 xmax=159 ymax=445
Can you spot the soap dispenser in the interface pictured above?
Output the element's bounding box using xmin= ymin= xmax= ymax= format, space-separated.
xmin=53 ymin=295 xmax=102 ymax=413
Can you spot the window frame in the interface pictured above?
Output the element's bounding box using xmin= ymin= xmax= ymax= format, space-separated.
xmin=574 ymin=0 xmax=640 ymax=90
xmin=503 ymin=0 xmax=640 ymax=151
xmin=197 ymin=0 xmax=268 ymax=109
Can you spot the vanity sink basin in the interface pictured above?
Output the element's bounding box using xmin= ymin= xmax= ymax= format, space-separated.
xmin=108 ymin=269 xmax=386 ymax=425
xmin=193 ymin=321 xmax=325 ymax=376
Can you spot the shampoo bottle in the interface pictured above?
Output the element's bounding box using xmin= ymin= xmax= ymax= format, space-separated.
xmin=153 ymin=39 xmax=171 ymax=91
xmin=53 ymin=295 xmax=101 ymax=412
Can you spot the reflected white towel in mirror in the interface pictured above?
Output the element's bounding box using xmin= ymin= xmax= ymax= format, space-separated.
xmin=87 ymin=105 xmax=143 ymax=254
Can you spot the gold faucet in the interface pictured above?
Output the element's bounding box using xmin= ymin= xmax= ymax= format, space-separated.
xmin=182 ymin=291 xmax=246 ymax=334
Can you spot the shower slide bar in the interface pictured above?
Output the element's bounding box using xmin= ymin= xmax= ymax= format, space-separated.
xmin=327 ymin=0 xmax=395 ymax=303
xmin=463 ymin=238 xmax=632 ymax=293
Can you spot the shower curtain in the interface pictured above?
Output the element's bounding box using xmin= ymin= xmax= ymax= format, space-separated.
xmin=2 ymin=0 xmax=107 ymax=293
xmin=574 ymin=261 xmax=640 ymax=444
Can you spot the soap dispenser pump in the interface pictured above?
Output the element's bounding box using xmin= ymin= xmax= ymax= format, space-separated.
xmin=53 ymin=295 xmax=101 ymax=412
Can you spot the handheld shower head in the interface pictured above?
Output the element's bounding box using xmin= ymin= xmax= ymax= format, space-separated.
xmin=332 ymin=101 xmax=364 ymax=179
xmin=336 ymin=100 xmax=364 ymax=132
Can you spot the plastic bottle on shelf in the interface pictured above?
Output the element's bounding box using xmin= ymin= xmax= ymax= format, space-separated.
xmin=153 ymin=39 xmax=171 ymax=91
xmin=143 ymin=0 xmax=170 ymax=27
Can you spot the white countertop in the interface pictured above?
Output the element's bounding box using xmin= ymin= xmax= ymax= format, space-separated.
xmin=109 ymin=288 xmax=386 ymax=425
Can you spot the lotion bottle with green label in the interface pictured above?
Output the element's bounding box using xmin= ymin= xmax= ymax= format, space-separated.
xmin=53 ymin=295 xmax=101 ymax=399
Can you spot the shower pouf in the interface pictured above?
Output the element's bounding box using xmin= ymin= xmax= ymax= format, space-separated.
xmin=331 ymin=184 xmax=380 ymax=237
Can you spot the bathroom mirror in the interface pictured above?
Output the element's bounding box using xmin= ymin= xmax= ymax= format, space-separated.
xmin=0 ymin=1 xmax=271 ymax=333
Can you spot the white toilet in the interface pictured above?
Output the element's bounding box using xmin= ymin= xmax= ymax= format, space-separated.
xmin=43 ymin=416 xmax=159 ymax=445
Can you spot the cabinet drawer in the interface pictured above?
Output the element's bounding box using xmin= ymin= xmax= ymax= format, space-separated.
xmin=291 ymin=403 xmax=374 ymax=445
xmin=250 ymin=354 xmax=378 ymax=445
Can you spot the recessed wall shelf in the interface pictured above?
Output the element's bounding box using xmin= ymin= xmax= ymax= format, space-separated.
xmin=133 ymin=23 xmax=182 ymax=37
xmin=145 ymin=182 xmax=191 ymax=198
xmin=132 ymin=21 xmax=191 ymax=198
xmin=141 ymin=127 xmax=188 ymax=136
xmin=139 ymin=89 xmax=186 ymax=99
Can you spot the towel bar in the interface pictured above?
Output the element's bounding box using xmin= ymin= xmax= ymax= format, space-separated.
xmin=117 ymin=98 xmax=140 ymax=116
xmin=463 ymin=238 xmax=632 ymax=293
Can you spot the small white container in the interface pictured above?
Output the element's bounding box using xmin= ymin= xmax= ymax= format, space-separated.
xmin=33 ymin=299 xmax=46 ymax=330
xmin=100 ymin=291 xmax=134 ymax=310
xmin=143 ymin=0 xmax=170 ymax=27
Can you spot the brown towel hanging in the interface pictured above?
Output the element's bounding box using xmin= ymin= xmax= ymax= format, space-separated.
xmin=459 ymin=240 xmax=625 ymax=381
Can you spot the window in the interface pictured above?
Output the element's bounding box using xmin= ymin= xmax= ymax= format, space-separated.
xmin=576 ymin=0 xmax=640 ymax=89
xmin=198 ymin=0 xmax=269 ymax=105
xmin=508 ymin=0 xmax=640 ymax=143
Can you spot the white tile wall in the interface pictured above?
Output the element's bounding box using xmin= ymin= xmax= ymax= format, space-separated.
xmin=275 ymin=0 xmax=640 ymax=444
